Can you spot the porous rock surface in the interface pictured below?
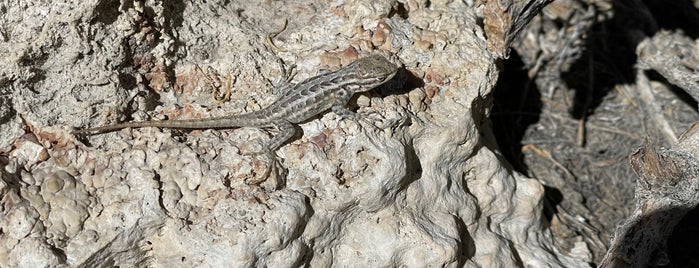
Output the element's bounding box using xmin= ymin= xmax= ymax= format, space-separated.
xmin=0 ymin=0 xmax=585 ymax=267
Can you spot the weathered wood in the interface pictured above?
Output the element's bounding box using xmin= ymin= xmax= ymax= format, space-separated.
xmin=600 ymin=123 xmax=699 ymax=267
xmin=479 ymin=0 xmax=555 ymax=58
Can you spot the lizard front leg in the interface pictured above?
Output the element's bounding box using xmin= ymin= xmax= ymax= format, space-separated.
xmin=244 ymin=120 xmax=294 ymax=185
xmin=331 ymin=105 xmax=358 ymax=121
xmin=331 ymin=86 xmax=359 ymax=121
xmin=332 ymin=100 xmax=386 ymax=130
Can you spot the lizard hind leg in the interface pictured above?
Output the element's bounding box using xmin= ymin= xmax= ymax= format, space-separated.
xmin=242 ymin=120 xmax=294 ymax=186
xmin=242 ymin=120 xmax=295 ymax=156
xmin=332 ymin=104 xmax=382 ymax=130
xmin=267 ymin=120 xmax=296 ymax=152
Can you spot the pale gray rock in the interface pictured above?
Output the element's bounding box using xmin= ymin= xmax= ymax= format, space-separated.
xmin=0 ymin=0 xmax=586 ymax=267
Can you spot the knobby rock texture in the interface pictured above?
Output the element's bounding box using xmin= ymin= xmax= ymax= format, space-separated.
xmin=0 ymin=0 xmax=629 ymax=267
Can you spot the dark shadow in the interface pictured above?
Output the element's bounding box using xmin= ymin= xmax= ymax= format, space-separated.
xmin=403 ymin=140 xmax=423 ymax=187
xmin=388 ymin=1 xmax=410 ymax=19
xmin=0 ymin=95 xmax=16 ymax=124
xmin=563 ymin=9 xmax=637 ymax=120
xmin=350 ymin=66 xmax=423 ymax=117
xmin=163 ymin=0 xmax=186 ymax=30
xmin=47 ymin=242 xmax=68 ymax=264
xmin=488 ymin=53 xmax=567 ymax=240
xmin=377 ymin=66 xmax=424 ymax=96
xmin=491 ymin=51 xmax=542 ymax=174
xmin=566 ymin=0 xmax=699 ymax=120
xmin=607 ymin=207 xmax=699 ymax=267
xmin=667 ymin=206 xmax=699 ymax=267
xmin=645 ymin=70 xmax=699 ymax=109
xmin=162 ymin=0 xmax=186 ymax=67
xmin=542 ymin=185 xmax=564 ymax=224
xmin=508 ymin=239 xmax=525 ymax=266
xmin=454 ymin=215 xmax=476 ymax=266
xmin=563 ymin=0 xmax=686 ymax=121
xmin=94 ymin=0 xmax=120 ymax=25
xmin=645 ymin=0 xmax=699 ymax=39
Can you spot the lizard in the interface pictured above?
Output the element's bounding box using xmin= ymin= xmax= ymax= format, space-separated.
xmin=73 ymin=55 xmax=400 ymax=154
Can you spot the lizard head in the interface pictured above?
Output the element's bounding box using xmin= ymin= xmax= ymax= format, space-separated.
xmin=346 ymin=55 xmax=399 ymax=91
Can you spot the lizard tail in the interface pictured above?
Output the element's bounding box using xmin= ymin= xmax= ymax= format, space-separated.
xmin=72 ymin=112 xmax=272 ymax=135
